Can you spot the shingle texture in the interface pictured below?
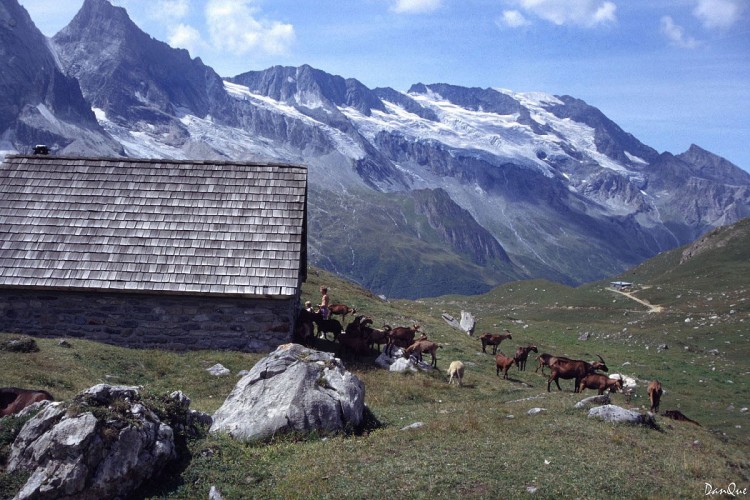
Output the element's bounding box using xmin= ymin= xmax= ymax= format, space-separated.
xmin=0 ymin=156 xmax=307 ymax=297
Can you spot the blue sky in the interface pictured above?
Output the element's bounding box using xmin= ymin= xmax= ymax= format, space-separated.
xmin=18 ymin=0 xmax=750 ymax=172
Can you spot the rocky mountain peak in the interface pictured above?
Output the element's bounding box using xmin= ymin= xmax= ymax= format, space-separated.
xmin=2 ymin=0 xmax=749 ymax=297
xmin=408 ymin=83 xmax=521 ymax=116
xmin=0 ymin=0 xmax=111 ymax=153
xmin=52 ymin=0 xmax=227 ymax=124
xmin=544 ymin=95 xmax=659 ymax=166
xmin=677 ymin=144 xmax=750 ymax=185
xmin=230 ymin=64 xmax=386 ymax=116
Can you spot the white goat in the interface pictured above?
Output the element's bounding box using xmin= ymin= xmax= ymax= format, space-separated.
xmin=447 ymin=360 xmax=465 ymax=386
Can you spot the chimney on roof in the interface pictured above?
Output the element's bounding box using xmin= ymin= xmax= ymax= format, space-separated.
xmin=33 ymin=145 xmax=49 ymax=155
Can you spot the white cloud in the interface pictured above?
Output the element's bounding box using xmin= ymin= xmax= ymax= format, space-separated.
xmin=168 ymin=23 xmax=204 ymax=55
xmin=660 ymin=16 xmax=700 ymax=49
xmin=511 ymin=0 xmax=617 ymax=27
xmin=205 ymin=0 xmax=295 ymax=56
xmin=693 ymin=0 xmax=743 ymax=30
xmin=500 ymin=10 xmax=531 ymax=28
xmin=391 ymin=0 xmax=442 ymax=14
xmin=153 ymin=0 xmax=190 ymax=20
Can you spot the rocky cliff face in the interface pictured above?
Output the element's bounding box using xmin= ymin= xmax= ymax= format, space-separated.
xmin=0 ymin=0 xmax=119 ymax=155
xmin=2 ymin=0 xmax=749 ymax=298
xmin=412 ymin=188 xmax=511 ymax=266
xmin=51 ymin=0 xmax=232 ymax=146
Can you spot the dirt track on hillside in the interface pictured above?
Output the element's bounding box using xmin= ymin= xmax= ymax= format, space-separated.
xmin=608 ymin=288 xmax=664 ymax=313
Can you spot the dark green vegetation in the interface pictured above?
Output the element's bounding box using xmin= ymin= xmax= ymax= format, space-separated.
xmin=1 ymin=220 xmax=749 ymax=498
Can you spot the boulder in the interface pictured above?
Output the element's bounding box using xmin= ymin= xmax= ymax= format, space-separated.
xmin=441 ymin=313 xmax=461 ymax=330
xmin=389 ymin=357 xmax=418 ymax=373
xmin=207 ymin=363 xmax=230 ymax=376
xmin=7 ymin=384 xmax=206 ymax=500
xmin=574 ymin=394 xmax=611 ymax=409
xmin=0 ymin=336 xmax=39 ymax=353
xmin=588 ymin=404 xmax=656 ymax=427
xmin=460 ymin=311 xmax=476 ymax=335
xmin=210 ymin=343 xmax=365 ymax=442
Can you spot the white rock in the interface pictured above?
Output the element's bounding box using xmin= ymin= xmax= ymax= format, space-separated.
xmin=588 ymin=404 xmax=655 ymax=427
xmin=207 ymin=363 xmax=230 ymax=376
xmin=400 ymin=422 xmax=424 ymax=431
xmin=210 ymin=344 xmax=365 ymax=442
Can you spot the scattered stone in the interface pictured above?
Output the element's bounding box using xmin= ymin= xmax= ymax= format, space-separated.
xmin=578 ymin=332 xmax=590 ymax=341
xmin=207 ymin=363 xmax=230 ymax=376
xmin=209 ymin=485 xmax=224 ymax=500
xmin=526 ymin=485 xmax=538 ymax=494
xmin=57 ymin=339 xmax=73 ymax=348
xmin=574 ymin=394 xmax=611 ymax=409
xmin=210 ymin=344 xmax=365 ymax=442
xmin=657 ymin=344 xmax=668 ymax=352
xmin=527 ymin=408 xmax=546 ymax=415
xmin=0 ymin=337 xmax=39 ymax=353
xmin=400 ymin=422 xmax=424 ymax=431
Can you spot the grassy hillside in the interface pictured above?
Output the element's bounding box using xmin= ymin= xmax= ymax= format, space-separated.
xmin=1 ymin=221 xmax=749 ymax=498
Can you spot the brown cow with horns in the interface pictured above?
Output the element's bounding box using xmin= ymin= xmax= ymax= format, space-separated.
xmin=547 ymin=354 xmax=608 ymax=392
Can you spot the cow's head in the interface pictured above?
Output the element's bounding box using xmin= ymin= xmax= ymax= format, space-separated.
xmin=592 ymin=354 xmax=608 ymax=372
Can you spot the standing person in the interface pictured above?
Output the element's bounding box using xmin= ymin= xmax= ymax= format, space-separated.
xmin=319 ymin=286 xmax=330 ymax=319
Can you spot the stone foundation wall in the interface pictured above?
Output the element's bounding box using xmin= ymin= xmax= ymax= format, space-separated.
xmin=0 ymin=289 xmax=297 ymax=352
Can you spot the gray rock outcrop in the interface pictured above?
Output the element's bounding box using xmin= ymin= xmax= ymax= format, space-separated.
xmin=588 ymin=404 xmax=656 ymax=427
xmin=460 ymin=311 xmax=476 ymax=335
xmin=574 ymin=394 xmax=611 ymax=409
xmin=210 ymin=343 xmax=365 ymax=442
xmin=7 ymin=384 xmax=208 ymax=500
xmin=441 ymin=313 xmax=461 ymax=330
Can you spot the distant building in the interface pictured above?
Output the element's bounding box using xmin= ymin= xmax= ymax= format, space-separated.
xmin=0 ymin=155 xmax=307 ymax=351
xmin=610 ymin=281 xmax=633 ymax=291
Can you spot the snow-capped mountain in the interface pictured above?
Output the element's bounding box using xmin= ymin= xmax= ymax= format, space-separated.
xmin=0 ymin=0 xmax=121 ymax=156
xmin=2 ymin=0 xmax=749 ymax=298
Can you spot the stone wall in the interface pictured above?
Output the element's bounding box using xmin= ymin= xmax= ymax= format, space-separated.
xmin=0 ymin=289 xmax=298 ymax=352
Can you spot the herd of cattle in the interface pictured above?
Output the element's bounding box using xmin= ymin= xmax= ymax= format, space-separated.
xmin=0 ymin=304 xmax=668 ymax=420
xmin=295 ymin=304 xmax=440 ymax=365
xmin=294 ymin=303 xmax=665 ymax=414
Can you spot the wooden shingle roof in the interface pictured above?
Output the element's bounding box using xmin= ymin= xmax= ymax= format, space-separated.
xmin=0 ymin=155 xmax=307 ymax=297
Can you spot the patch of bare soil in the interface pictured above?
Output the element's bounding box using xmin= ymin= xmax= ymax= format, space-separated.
xmin=608 ymin=288 xmax=663 ymax=313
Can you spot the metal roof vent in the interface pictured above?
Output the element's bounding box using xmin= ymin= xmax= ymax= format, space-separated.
xmin=33 ymin=145 xmax=49 ymax=155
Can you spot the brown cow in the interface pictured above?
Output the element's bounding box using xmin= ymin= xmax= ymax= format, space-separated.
xmin=647 ymin=380 xmax=663 ymax=413
xmin=0 ymin=387 xmax=54 ymax=417
xmin=547 ymin=355 xmax=608 ymax=392
xmin=479 ymin=330 xmax=512 ymax=354
xmin=578 ymin=373 xmax=623 ymax=395
xmin=385 ymin=323 xmax=420 ymax=356
xmin=329 ymin=304 xmax=357 ymax=324
xmin=534 ymin=353 xmax=554 ymax=375
xmin=514 ymin=344 xmax=538 ymax=371
xmin=403 ymin=339 xmax=441 ymax=368
xmin=495 ymin=352 xmax=516 ymax=379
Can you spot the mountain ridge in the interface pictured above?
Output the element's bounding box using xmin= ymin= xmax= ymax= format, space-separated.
xmin=2 ymin=0 xmax=749 ymax=298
